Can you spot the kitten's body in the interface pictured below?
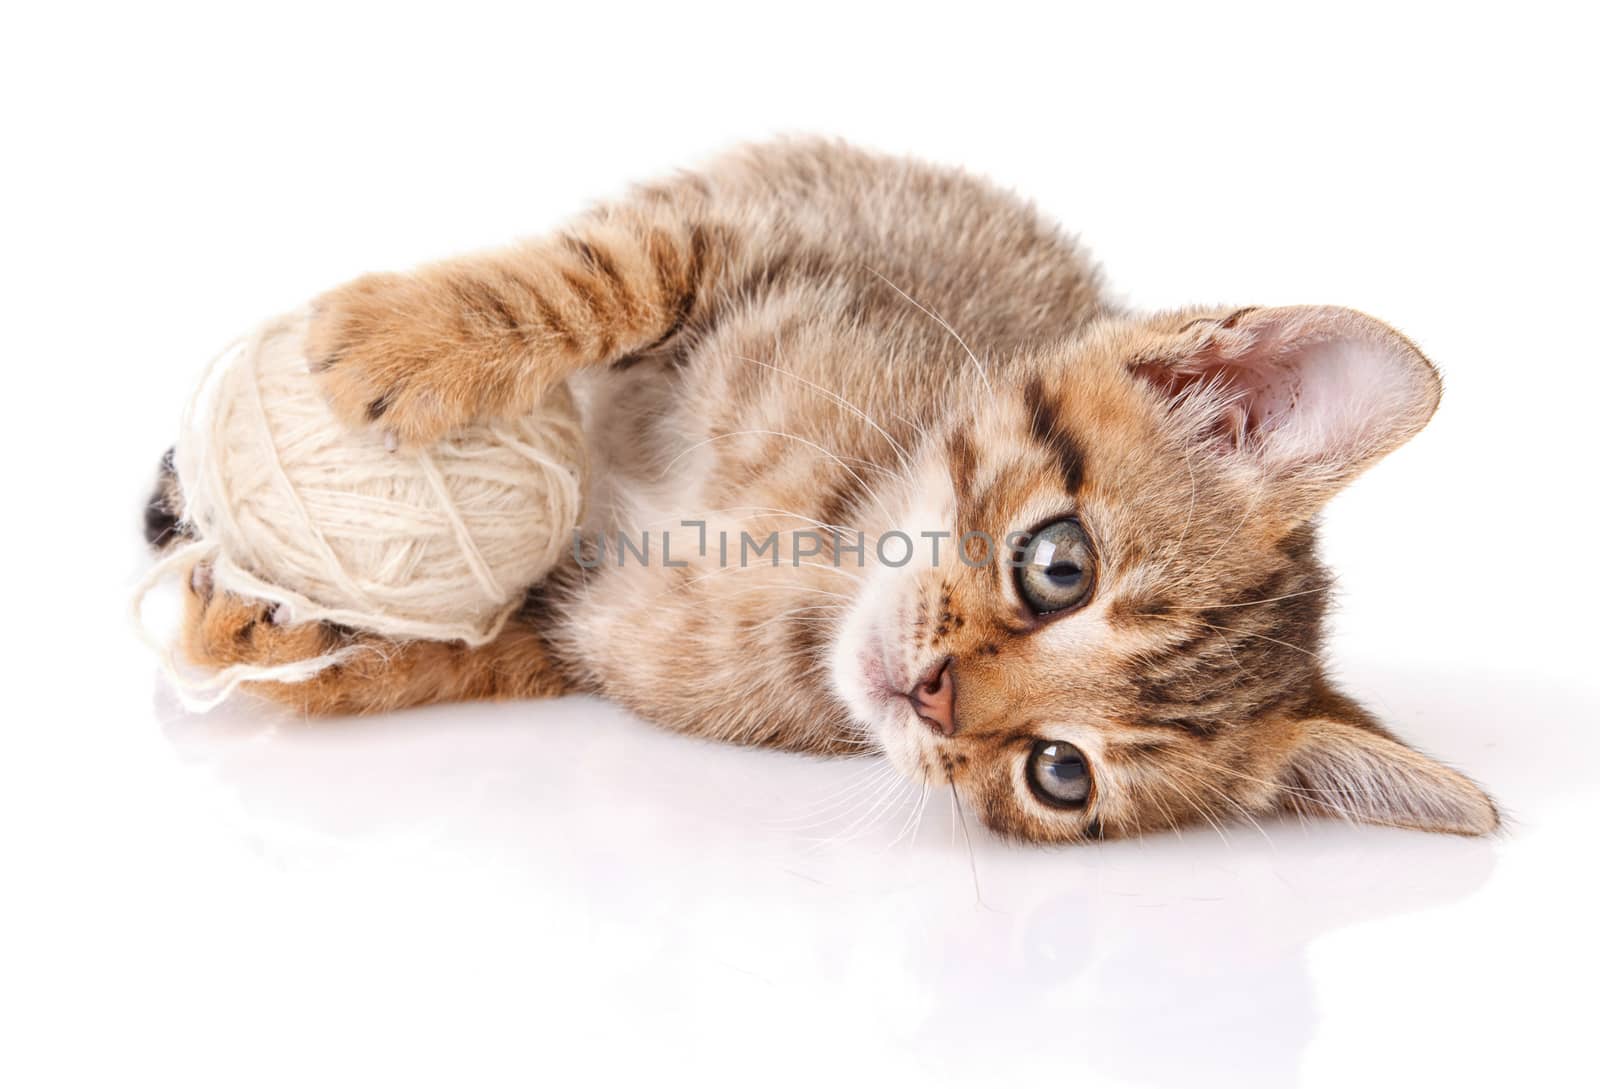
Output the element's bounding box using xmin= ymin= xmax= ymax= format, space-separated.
xmin=559 ymin=141 xmax=1102 ymax=755
xmin=155 ymin=139 xmax=1497 ymax=843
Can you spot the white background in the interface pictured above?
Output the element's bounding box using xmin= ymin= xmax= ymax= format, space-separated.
xmin=4 ymin=3 xmax=1596 ymax=1087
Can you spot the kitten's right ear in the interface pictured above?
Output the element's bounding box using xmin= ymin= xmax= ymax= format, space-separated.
xmin=1271 ymin=700 xmax=1499 ymax=837
xmin=1132 ymin=305 xmax=1442 ymax=521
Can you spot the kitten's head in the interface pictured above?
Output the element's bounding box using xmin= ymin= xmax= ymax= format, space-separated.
xmin=831 ymin=305 xmax=1497 ymax=843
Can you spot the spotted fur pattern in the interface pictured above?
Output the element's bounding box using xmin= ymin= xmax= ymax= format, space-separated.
xmin=153 ymin=139 xmax=1497 ymax=843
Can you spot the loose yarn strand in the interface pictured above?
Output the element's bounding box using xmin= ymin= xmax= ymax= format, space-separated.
xmin=127 ymin=538 xmax=363 ymax=712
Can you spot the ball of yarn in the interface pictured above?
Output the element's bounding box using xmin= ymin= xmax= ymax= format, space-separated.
xmin=173 ymin=310 xmax=586 ymax=645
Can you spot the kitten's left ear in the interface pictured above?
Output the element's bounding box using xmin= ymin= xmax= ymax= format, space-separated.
xmin=1135 ymin=306 xmax=1442 ymax=520
xmin=1272 ymin=692 xmax=1498 ymax=836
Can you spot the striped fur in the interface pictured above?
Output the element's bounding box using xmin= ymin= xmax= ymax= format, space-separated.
xmin=161 ymin=139 xmax=1496 ymax=843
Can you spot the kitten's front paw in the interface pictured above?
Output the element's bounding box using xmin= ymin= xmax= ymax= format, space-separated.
xmin=306 ymin=272 xmax=520 ymax=447
xmin=182 ymin=561 xmax=341 ymax=673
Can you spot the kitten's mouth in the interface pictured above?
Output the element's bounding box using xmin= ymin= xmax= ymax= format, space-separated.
xmin=831 ymin=584 xmax=938 ymax=747
xmin=857 ymin=632 xmax=906 ymax=710
xmin=858 ymin=626 xmax=941 ymax=728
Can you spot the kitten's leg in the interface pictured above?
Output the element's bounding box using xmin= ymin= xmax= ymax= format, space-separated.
xmin=185 ymin=198 xmax=724 ymax=709
xmin=181 ymin=562 xmax=576 ymax=715
xmin=308 ymin=200 xmax=721 ymax=446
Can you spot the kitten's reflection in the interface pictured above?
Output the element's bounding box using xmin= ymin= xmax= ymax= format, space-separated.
xmin=159 ymin=663 xmax=1585 ymax=1085
xmin=897 ymin=831 xmax=1494 ymax=1087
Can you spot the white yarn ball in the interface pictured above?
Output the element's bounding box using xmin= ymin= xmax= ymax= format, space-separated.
xmin=173 ymin=311 xmax=586 ymax=644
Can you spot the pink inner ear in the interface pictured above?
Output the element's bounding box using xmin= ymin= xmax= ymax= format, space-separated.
xmin=1135 ymin=307 xmax=1440 ymax=472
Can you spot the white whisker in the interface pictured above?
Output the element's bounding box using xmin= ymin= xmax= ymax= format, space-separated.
xmin=863 ymin=264 xmax=996 ymax=403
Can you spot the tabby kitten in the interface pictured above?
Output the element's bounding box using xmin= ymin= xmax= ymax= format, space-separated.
xmin=148 ymin=138 xmax=1496 ymax=843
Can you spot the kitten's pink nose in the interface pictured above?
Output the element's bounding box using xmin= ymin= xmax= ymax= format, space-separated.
xmin=909 ymin=657 xmax=957 ymax=737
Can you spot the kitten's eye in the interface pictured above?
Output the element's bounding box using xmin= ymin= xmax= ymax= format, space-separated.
xmin=1015 ymin=519 xmax=1095 ymax=615
xmin=1027 ymin=740 xmax=1092 ymax=808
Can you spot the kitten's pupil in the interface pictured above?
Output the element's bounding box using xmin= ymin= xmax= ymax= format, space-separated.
xmin=1047 ymin=755 xmax=1080 ymax=781
xmin=1045 ymin=562 xmax=1081 ymax=585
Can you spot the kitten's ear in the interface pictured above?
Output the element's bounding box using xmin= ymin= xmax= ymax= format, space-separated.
xmin=1273 ymin=697 xmax=1498 ymax=836
xmin=1134 ymin=306 xmax=1442 ymax=520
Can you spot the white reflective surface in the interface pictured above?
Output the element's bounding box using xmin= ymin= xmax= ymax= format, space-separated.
xmin=10 ymin=633 xmax=1593 ymax=1087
